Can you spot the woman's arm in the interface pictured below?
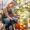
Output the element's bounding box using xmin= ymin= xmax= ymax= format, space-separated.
xmin=5 ymin=12 xmax=13 ymax=20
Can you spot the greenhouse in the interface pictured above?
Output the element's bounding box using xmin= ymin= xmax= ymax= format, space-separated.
xmin=0 ymin=0 xmax=30 ymax=30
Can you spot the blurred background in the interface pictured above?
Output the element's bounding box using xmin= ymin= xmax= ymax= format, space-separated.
xmin=0 ymin=0 xmax=30 ymax=30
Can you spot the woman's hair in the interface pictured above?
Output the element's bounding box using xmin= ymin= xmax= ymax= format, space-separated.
xmin=3 ymin=0 xmax=17 ymax=15
xmin=3 ymin=8 xmax=7 ymax=15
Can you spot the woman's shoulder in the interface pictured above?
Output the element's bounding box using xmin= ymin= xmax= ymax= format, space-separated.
xmin=0 ymin=9 xmax=5 ymax=15
xmin=0 ymin=10 xmax=3 ymax=15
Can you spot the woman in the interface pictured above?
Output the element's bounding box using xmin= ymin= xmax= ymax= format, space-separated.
xmin=2 ymin=1 xmax=18 ymax=30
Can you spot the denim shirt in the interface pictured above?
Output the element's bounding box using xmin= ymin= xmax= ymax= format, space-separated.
xmin=3 ymin=16 xmax=18 ymax=25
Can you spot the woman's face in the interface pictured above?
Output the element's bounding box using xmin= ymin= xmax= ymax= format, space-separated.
xmin=7 ymin=2 xmax=15 ymax=13
xmin=8 ymin=2 xmax=15 ymax=9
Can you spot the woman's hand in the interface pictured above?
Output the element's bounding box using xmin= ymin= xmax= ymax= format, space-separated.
xmin=8 ymin=17 xmax=13 ymax=20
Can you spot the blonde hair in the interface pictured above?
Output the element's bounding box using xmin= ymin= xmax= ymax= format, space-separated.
xmin=3 ymin=0 xmax=17 ymax=15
